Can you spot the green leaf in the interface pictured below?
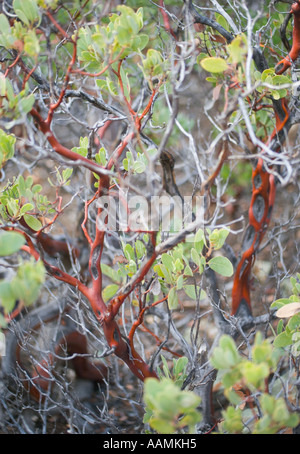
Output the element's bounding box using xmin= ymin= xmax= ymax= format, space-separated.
xmin=23 ymin=214 xmax=42 ymax=231
xmin=101 ymin=263 xmax=122 ymax=284
xmin=144 ymin=377 xmax=161 ymax=400
xmin=260 ymin=393 xmax=275 ymax=414
xmin=273 ymin=331 xmax=293 ymax=348
xmin=19 ymin=94 xmax=35 ymax=115
xmin=287 ymin=313 xmax=300 ymax=330
xmin=221 ymin=406 xmax=243 ymax=433
xmin=134 ymin=34 xmax=149 ymax=51
xmin=133 ymin=160 xmax=146 ymax=173
xmin=18 ymin=175 xmax=26 ymax=197
xmin=24 ymin=30 xmax=40 ymax=56
xmin=142 ymin=49 xmax=164 ymax=76
xmin=106 ymin=77 xmax=118 ymax=97
xmin=240 ymin=361 xmax=269 ymax=388
xmin=13 ymin=0 xmax=40 ymax=25
xmin=5 ymin=78 xmax=15 ymax=103
xmin=7 ymin=199 xmax=19 ymax=217
xmin=117 ymin=26 xmax=131 ymax=46
xmin=215 ymin=13 xmax=229 ymax=31
xmin=102 ymin=284 xmax=119 ymax=302
xmin=277 ymin=318 xmax=284 ymax=334
xmin=209 ymin=228 xmax=229 ymax=250
xmin=12 ymin=259 xmax=45 ymax=306
xmin=174 ymin=258 xmax=184 ymax=272
xmin=95 ymin=147 xmax=107 ymax=166
xmin=227 ymin=34 xmax=247 ymax=64
xmin=0 ymin=74 xmax=7 ymax=97
xmin=208 ymin=256 xmax=233 ymax=277
xmin=135 ymin=240 xmax=145 ymax=259
xmin=191 ymin=248 xmax=201 ymax=267
xmin=25 ymin=176 xmax=33 ymax=189
xmin=0 ymin=280 xmax=16 ymax=312
xmin=211 ymin=335 xmax=241 ymax=370
xmin=32 ymin=184 xmax=42 ymax=194
xmin=143 ymin=376 xmax=201 ymax=434
xmin=0 ymin=231 xmax=25 ymax=256
xmin=184 ymin=264 xmax=193 ymax=277
xmin=194 ymin=228 xmax=206 ymax=251
xmin=173 ymin=356 xmax=188 ymax=377
xmin=271 ymin=90 xmax=280 ymax=100
xmin=183 ymin=284 xmax=197 ymax=300
xmin=0 ymin=14 xmax=14 ymax=49
xmin=200 ymin=57 xmax=229 ymax=73
xmin=272 ymin=74 xmax=290 ymax=86
xmin=261 ymin=68 xmax=275 ymax=82
xmin=120 ymin=66 xmax=131 ymax=101
xmin=127 ymin=259 xmax=137 ymax=276
xmin=0 ymin=313 xmax=7 ymax=329
xmin=124 ymin=243 xmax=134 ymax=261
xmin=272 ymin=398 xmax=292 ymax=423
xmin=226 ymin=389 xmax=243 ymax=407
xmin=270 ymin=298 xmax=290 ymax=310
xmin=62 ymin=168 xmax=73 ymax=182
xmin=176 ymin=274 xmax=184 ymax=290
xmin=160 ymin=355 xmax=171 ymax=379
xmin=168 ymin=287 xmax=178 ymax=310
xmin=149 ymin=418 xmax=175 ymax=434
xmin=153 ymin=263 xmax=165 ymax=278
xmin=0 ymin=14 xmax=11 ymax=37
xmin=20 ymin=203 xmax=34 ymax=215
xmin=161 ymin=253 xmax=174 ymax=271
xmin=71 ymin=136 xmax=89 ymax=157
xmin=286 ymin=413 xmax=300 ymax=428
xmin=0 ymin=129 xmax=16 ymax=165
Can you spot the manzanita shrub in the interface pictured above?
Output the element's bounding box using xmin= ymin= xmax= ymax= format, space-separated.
xmin=0 ymin=0 xmax=300 ymax=434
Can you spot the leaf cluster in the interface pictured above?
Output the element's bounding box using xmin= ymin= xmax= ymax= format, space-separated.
xmin=0 ymin=175 xmax=54 ymax=231
xmin=0 ymin=258 xmax=45 ymax=313
xmin=271 ymin=274 xmax=300 ymax=356
xmin=154 ymin=228 xmax=232 ymax=310
xmin=158 ymin=355 xmax=189 ymax=388
xmin=77 ymin=5 xmax=149 ymax=73
xmin=0 ymin=1 xmax=41 ymax=57
xmin=143 ymin=376 xmax=201 ymax=434
xmin=0 ymin=76 xmax=35 ymax=126
xmin=211 ymin=333 xmax=299 ymax=434
xmin=254 ymin=68 xmax=291 ymax=100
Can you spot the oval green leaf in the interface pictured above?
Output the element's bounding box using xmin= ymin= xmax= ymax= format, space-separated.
xmin=24 ymin=214 xmax=42 ymax=231
xmin=168 ymin=287 xmax=178 ymax=310
xmin=208 ymin=256 xmax=233 ymax=277
xmin=0 ymin=231 xmax=25 ymax=256
xmin=184 ymin=284 xmax=197 ymax=300
xmin=200 ymin=57 xmax=229 ymax=73
xmin=102 ymin=284 xmax=119 ymax=302
xmin=0 ymin=280 xmax=16 ymax=312
xmin=20 ymin=203 xmax=34 ymax=215
xmin=273 ymin=331 xmax=293 ymax=348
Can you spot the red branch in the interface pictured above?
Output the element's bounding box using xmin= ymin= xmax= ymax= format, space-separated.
xmin=159 ymin=0 xmax=177 ymax=40
xmin=128 ymin=295 xmax=168 ymax=347
xmin=275 ymin=1 xmax=300 ymax=74
xmin=231 ymin=98 xmax=290 ymax=315
xmin=46 ymin=10 xmax=71 ymax=41
xmin=30 ymin=107 xmax=110 ymax=180
xmin=6 ymin=7 xmax=165 ymax=385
